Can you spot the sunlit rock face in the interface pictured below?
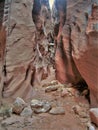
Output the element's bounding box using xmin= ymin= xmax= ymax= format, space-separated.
xmin=53 ymin=0 xmax=98 ymax=107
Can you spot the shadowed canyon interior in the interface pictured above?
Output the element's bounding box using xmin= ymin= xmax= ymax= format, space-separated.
xmin=0 ymin=0 xmax=98 ymax=108
xmin=0 ymin=0 xmax=98 ymax=130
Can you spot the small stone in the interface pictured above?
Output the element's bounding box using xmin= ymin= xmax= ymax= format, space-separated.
xmin=72 ymin=105 xmax=82 ymax=115
xmin=34 ymin=102 xmax=51 ymax=114
xmin=42 ymin=83 xmax=52 ymax=88
xmin=49 ymin=107 xmax=65 ymax=115
xmin=66 ymin=87 xmax=79 ymax=96
xmin=50 ymin=80 xmax=58 ymax=85
xmin=42 ymin=80 xmax=58 ymax=88
xmin=87 ymin=122 xmax=95 ymax=130
xmin=31 ymin=99 xmax=43 ymax=108
xmin=72 ymin=105 xmax=88 ymax=118
xmin=81 ymin=89 xmax=89 ymax=96
xmin=89 ymin=108 xmax=98 ymax=126
xmin=12 ymin=97 xmax=26 ymax=115
xmin=61 ymin=88 xmax=69 ymax=97
xmin=20 ymin=106 xmax=33 ymax=117
xmin=45 ymin=86 xmax=58 ymax=92
xmin=79 ymin=111 xmax=88 ymax=118
xmin=80 ymin=118 xmax=89 ymax=123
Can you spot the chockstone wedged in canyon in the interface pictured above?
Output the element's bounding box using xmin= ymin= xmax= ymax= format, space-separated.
xmin=0 ymin=0 xmax=98 ymax=129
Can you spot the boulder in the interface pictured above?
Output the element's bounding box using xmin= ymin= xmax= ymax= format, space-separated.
xmin=12 ymin=97 xmax=26 ymax=115
xmin=20 ymin=106 xmax=33 ymax=117
xmin=31 ymin=99 xmax=51 ymax=114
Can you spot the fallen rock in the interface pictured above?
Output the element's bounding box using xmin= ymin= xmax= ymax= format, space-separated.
xmin=66 ymin=87 xmax=79 ymax=97
xmin=42 ymin=80 xmax=58 ymax=88
xmin=31 ymin=99 xmax=43 ymax=108
xmin=72 ymin=105 xmax=81 ymax=115
xmin=50 ymin=80 xmax=58 ymax=85
xmin=49 ymin=107 xmax=65 ymax=115
xmin=12 ymin=97 xmax=26 ymax=115
xmin=72 ymin=105 xmax=88 ymax=118
xmin=45 ymin=85 xmax=58 ymax=93
xmin=20 ymin=106 xmax=33 ymax=117
xmin=61 ymin=88 xmax=69 ymax=97
xmin=89 ymin=108 xmax=98 ymax=126
xmin=87 ymin=122 xmax=95 ymax=130
xmin=34 ymin=102 xmax=51 ymax=114
xmin=31 ymin=99 xmax=51 ymax=114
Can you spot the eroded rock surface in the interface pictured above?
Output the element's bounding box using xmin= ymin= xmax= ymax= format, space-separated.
xmin=53 ymin=0 xmax=98 ymax=107
xmin=0 ymin=0 xmax=55 ymax=100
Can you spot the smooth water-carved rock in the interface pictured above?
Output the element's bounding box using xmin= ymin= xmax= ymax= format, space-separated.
xmin=53 ymin=0 xmax=98 ymax=107
xmin=72 ymin=3 xmax=98 ymax=107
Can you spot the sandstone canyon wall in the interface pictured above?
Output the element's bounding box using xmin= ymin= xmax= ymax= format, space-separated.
xmin=1 ymin=0 xmax=55 ymax=101
xmin=54 ymin=0 xmax=98 ymax=107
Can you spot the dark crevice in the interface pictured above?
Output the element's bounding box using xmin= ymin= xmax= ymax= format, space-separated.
xmin=76 ymin=81 xmax=90 ymax=103
xmin=30 ymin=68 xmax=35 ymax=86
xmin=9 ymin=23 xmax=16 ymax=35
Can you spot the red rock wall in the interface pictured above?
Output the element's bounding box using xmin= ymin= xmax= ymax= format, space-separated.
xmin=54 ymin=0 xmax=98 ymax=107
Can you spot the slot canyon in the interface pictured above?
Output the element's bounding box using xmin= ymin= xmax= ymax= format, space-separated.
xmin=0 ymin=0 xmax=98 ymax=130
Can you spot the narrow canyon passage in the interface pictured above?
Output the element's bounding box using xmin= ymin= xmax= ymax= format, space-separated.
xmin=0 ymin=0 xmax=98 ymax=130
